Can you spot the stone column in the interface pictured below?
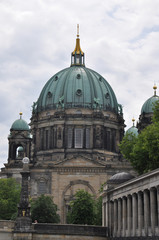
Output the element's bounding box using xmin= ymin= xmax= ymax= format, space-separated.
xmin=114 ymin=199 xmax=118 ymax=237
xmin=144 ymin=189 xmax=150 ymax=236
xmin=14 ymin=157 xmax=32 ymax=232
xmin=127 ymin=195 xmax=132 ymax=236
xmin=132 ymin=193 xmax=137 ymax=236
xmin=138 ymin=191 xmax=143 ymax=236
xmin=118 ymin=198 xmax=122 ymax=236
xmin=150 ymin=187 xmax=156 ymax=235
xmin=109 ymin=201 xmax=114 ymax=237
xmin=157 ymin=186 xmax=159 ymax=227
xmin=102 ymin=201 xmax=106 ymax=226
xmin=122 ymin=197 xmax=127 ymax=237
xmin=106 ymin=200 xmax=109 ymax=227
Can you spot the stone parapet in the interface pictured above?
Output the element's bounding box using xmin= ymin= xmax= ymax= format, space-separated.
xmin=33 ymin=223 xmax=107 ymax=237
xmin=109 ymin=237 xmax=159 ymax=240
xmin=0 ymin=220 xmax=15 ymax=230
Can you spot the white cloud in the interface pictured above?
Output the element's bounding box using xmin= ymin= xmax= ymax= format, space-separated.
xmin=1 ymin=0 xmax=159 ymax=167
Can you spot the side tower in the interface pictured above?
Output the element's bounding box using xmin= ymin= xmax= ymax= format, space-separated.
xmin=1 ymin=113 xmax=31 ymax=181
xmin=137 ymin=85 xmax=159 ymax=132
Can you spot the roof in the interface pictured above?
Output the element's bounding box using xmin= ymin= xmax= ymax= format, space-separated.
xmin=126 ymin=126 xmax=138 ymax=136
xmin=108 ymin=172 xmax=134 ymax=184
xmin=33 ymin=31 xmax=121 ymax=115
xmin=34 ymin=66 xmax=120 ymax=114
xmin=11 ymin=118 xmax=29 ymax=131
xmin=141 ymin=95 xmax=159 ymax=114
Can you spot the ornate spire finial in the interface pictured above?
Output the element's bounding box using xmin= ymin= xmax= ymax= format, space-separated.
xmin=71 ymin=25 xmax=85 ymax=66
xmin=153 ymin=84 xmax=157 ymax=96
xmin=77 ymin=24 xmax=79 ymax=38
xmin=132 ymin=117 xmax=135 ymax=127
xmin=19 ymin=112 xmax=23 ymax=119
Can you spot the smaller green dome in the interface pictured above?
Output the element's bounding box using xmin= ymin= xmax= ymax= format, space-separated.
xmin=11 ymin=113 xmax=29 ymax=131
xmin=141 ymin=95 xmax=159 ymax=114
xmin=141 ymin=86 xmax=159 ymax=114
xmin=18 ymin=146 xmax=24 ymax=152
xmin=126 ymin=118 xmax=138 ymax=136
xmin=126 ymin=126 xmax=138 ymax=136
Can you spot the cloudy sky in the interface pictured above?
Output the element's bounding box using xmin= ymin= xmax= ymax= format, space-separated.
xmin=0 ymin=0 xmax=159 ymax=168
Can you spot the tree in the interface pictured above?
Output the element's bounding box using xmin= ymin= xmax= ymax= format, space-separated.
xmin=67 ymin=189 xmax=96 ymax=225
xmin=94 ymin=196 xmax=102 ymax=226
xmin=119 ymin=101 xmax=159 ymax=174
xmin=119 ymin=132 xmax=138 ymax=161
xmin=0 ymin=178 xmax=21 ymax=220
xmin=31 ymin=194 xmax=60 ymax=223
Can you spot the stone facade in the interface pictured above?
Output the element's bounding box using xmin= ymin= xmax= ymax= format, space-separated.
xmin=0 ymin=33 xmax=134 ymax=224
xmin=1 ymin=107 xmax=134 ymax=224
xmin=102 ymin=168 xmax=159 ymax=237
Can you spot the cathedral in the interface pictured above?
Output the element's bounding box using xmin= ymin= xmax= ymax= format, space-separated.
xmin=0 ymin=27 xmax=158 ymax=223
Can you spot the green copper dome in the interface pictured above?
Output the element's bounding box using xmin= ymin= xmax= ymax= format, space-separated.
xmin=126 ymin=118 xmax=138 ymax=136
xmin=126 ymin=126 xmax=138 ymax=136
xmin=11 ymin=113 xmax=29 ymax=131
xmin=141 ymin=85 xmax=159 ymax=114
xmin=141 ymin=95 xmax=159 ymax=114
xmin=35 ymin=66 xmax=119 ymax=113
xmin=34 ymin=32 xmax=121 ymax=114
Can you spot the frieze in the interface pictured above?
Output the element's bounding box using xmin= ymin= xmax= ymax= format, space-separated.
xmin=49 ymin=166 xmax=111 ymax=173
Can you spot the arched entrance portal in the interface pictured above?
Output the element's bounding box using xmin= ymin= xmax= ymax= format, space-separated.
xmin=61 ymin=180 xmax=96 ymax=223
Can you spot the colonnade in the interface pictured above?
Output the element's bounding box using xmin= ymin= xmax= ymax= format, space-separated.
xmin=103 ymin=186 xmax=159 ymax=237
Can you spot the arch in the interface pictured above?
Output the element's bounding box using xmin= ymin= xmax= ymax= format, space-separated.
xmin=61 ymin=179 xmax=96 ymax=223
xmin=62 ymin=179 xmax=96 ymax=197
xmin=9 ymin=142 xmax=25 ymax=160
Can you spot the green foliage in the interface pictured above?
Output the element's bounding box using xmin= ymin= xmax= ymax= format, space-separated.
xmin=98 ymin=182 xmax=106 ymax=193
xmin=0 ymin=178 xmax=21 ymax=220
xmin=67 ymin=189 xmax=102 ymax=225
xmin=31 ymin=194 xmax=60 ymax=223
xmin=119 ymin=132 xmax=138 ymax=161
xmin=94 ymin=196 xmax=102 ymax=226
xmin=119 ymin=100 xmax=159 ymax=174
xmin=152 ymin=100 xmax=159 ymax=123
xmin=131 ymin=123 xmax=159 ymax=174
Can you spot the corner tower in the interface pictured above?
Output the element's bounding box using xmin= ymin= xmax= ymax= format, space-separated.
xmin=137 ymin=84 xmax=159 ymax=132
xmin=1 ymin=113 xmax=31 ymax=181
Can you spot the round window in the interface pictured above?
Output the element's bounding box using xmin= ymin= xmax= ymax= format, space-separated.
xmin=76 ymin=89 xmax=82 ymax=96
xmin=77 ymin=74 xmax=81 ymax=79
xmin=105 ymin=93 xmax=109 ymax=99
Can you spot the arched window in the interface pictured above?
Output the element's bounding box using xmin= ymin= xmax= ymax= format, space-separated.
xmin=16 ymin=146 xmax=24 ymax=159
xmin=75 ymin=128 xmax=83 ymax=148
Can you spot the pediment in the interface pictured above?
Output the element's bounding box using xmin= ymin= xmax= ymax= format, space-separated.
xmin=54 ymin=155 xmax=106 ymax=167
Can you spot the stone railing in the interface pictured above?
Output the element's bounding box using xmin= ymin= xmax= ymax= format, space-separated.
xmin=0 ymin=220 xmax=15 ymax=230
xmin=33 ymin=223 xmax=107 ymax=237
